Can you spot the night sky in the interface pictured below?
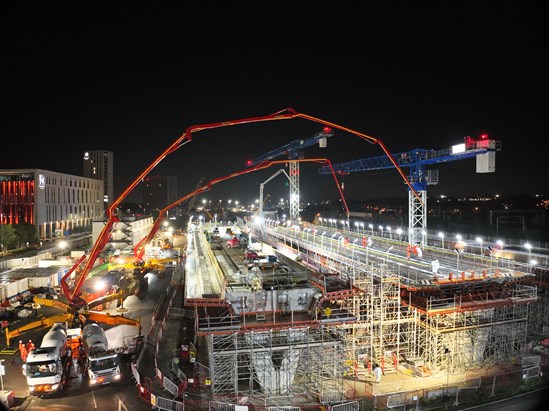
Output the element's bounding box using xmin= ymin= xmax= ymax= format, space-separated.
xmin=2 ymin=1 xmax=547 ymax=206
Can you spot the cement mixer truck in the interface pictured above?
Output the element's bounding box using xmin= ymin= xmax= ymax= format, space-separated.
xmin=22 ymin=323 xmax=72 ymax=395
xmin=81 ymin=322 xmax=121 ymax=385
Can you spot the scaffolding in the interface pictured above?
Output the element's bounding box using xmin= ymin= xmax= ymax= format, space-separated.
xmin=195 ymin=220 xmax=539 ymax=403
xmin=205 ymin=327 xmax=345 ymax=398
xmin=524 ymin=268 xmax=549 ymax=335
xmin=414 ymin=286 xmax=536 ymax=373
xmin=323 ymin=263 xmax=419 ymax=380
xmin=529 ymin=293 xmax=549 ymax=334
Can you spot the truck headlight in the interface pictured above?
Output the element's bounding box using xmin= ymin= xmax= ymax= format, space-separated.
xmin=51 ymin=383 xmax=59 ymax=391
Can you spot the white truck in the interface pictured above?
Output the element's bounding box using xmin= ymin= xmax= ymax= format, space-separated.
xmin=22 ymin=322 xmax=71 ymax=395
xmin=81 ymin=322 xmax=121 ymax=385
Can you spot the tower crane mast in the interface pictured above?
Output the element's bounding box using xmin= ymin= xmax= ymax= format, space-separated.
xmin=247 ymin=127 xmax=334 ymax=222
xmin=319 ymin=134 xmax=501 ymax=245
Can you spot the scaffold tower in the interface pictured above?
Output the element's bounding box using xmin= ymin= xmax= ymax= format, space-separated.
xmin=206 ymin=327 xmax=345 ymax=399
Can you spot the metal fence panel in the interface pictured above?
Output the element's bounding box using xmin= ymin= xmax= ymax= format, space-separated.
xmin=331 ymin=401 xmax=360 ymax=411
xmin=521 ymin=356 xmax=541 ymax=367
xmin=265 ymin=396 xmax=297 ymax=407
xmin=320 ymin=391 xmax=346 ymax=404
xmin=524 ymin=365 xmax=541 ymax=380
xmin=156 ymin=395 xmax=185 ymax=411
xmin=387 ymin=393 xmax=406 ymax=408
xmin=163 ymin=375 xmax=179 ymax=397
xmin=209 ymin=400 xmax=239 ymax=411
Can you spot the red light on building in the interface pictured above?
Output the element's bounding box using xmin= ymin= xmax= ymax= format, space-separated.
xmin=479 ymin=133 xmax=488 ymax=140
xmin=246 ymin=160 xmax=253 ymax=166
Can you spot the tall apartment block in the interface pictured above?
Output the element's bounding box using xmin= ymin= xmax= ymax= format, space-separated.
xmin=83 ymin=150 xmax=113 ymax=208
xmin=142 ymin=175 xmax=177 ymax=213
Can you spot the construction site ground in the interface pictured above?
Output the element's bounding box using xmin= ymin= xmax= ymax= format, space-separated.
xmin=2 ymin=239 xmax=549 ymax=410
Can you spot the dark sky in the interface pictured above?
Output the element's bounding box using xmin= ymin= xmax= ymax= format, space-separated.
xmin=2 ymin=1 xmax=547 ymax=206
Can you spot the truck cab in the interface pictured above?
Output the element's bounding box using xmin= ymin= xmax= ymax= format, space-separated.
xmin=23 ymin=323 xmax=70 ymax=395
xmin=82 ymin=323 xmax=122 ymax=386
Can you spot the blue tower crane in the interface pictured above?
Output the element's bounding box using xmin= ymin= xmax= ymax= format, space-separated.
xmin=318 ymin=134 xmax=502 ymax=245
xmin=247 ymin=127 xmax=334 ymax=222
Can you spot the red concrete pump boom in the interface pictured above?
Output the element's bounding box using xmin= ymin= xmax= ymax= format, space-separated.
xmin=61 ymin=107 xmax=418 ymax=304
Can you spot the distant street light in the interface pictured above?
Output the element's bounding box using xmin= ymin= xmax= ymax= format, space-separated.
xmin=368 ymin=224 xmax=374 ymax=236
xmin=396 ymin=228 xmax=402 ymax=242
xmin=331 ymin=232 xmax=339 ymax=252
xmin=476 ymin=236 xmax=483 ymax=257
xmin=525 ymin=243 xmax=532 ymax=272
xmin=438 ymin=232 xmax=445 ymax=249
xmin=455 ymin=248 xmax=461 ymax=271
xmin=386 ymin=245 xmax=394 ymax=264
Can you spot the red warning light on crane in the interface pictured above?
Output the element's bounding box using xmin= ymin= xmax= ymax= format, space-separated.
xmin=323 ymin=126 xmax=333 ymax=134
xmin=479 ymin=133 xmax=488 ymax=140
xmin=246 ymin=160 xmax=253 ymax=166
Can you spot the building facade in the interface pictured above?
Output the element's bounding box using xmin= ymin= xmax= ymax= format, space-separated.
xmin=83 ymin=150 xmax=114 ymax=208
xmin=0 ymin=169 xmax=104 ymax=240
xmin=143 ymin=175 xmax=177 ymax=212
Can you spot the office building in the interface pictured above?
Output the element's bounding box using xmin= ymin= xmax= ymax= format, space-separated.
xmin=0 ymin=169 xmax=103 ymax=240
